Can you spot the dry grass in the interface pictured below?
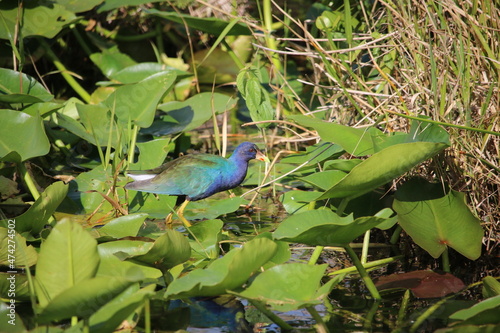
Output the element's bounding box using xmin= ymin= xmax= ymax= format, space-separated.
xmin=191 ymin=0 xmax=499 ymax=254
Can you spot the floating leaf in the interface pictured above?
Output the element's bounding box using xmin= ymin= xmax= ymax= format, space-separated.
xmin=165 ymin=237 xmax=278 ymax=299
xmin=235 ymin=264 xmax=344 ymax=312
xmin=449 ymin=295 xmax=500 ymax=326
xmin=375 ymin=270 xmax=465 ymax=298
xmin=117 ymin=229 xmax=191 ymax=271
xmin=38 ymin=272 xmax=142 ymax=323
xmin=35 ymin=219 xmax=100 ymax=308
xmin=393 ymin=178 xmax=483 ymax=260
xmin=188 ymin=219 xmax=224 ymax=260
xmin=96 ymin=241 xmax=162 ymax=279
xmin=0 ymin=110 xmax=50 ymax=162
xmin=90 ymin=46 xmax=137 ymax=78
xmin=185 ymin=197 xmax=247 ymax=220
xmin=273 ymin=209 xmax=389 ymax=246
xmin=91 ymin=213 xmax=148 ymax=239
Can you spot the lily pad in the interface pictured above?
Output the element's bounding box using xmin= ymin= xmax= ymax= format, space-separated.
xmin=91 ymin=213 xmax=148 ymax=239
xmin=188 ymin=219 xmax=224 ymax=260
xmin=165 ymin=237 xmax=278 ymax=299
xmin=273 ymin=209 xmax=389 ymax=246
xmin=0 ymin=68 xmax=53 ymax=103
xmin=375 ymin=270 xmax=465 ymax=298
xmin=0 ymin=110 xmax=50 ymax=162
xmin=393 ymin=178 xmax=483 ymax=260
xmin=235 ymin=263 xmax=344 ymax=312
xmin=35 ymin=219 xmax=100 ymax=308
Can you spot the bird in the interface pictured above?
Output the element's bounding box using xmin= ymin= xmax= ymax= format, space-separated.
xmin=125 ymin=142 xmax=268 ymax=227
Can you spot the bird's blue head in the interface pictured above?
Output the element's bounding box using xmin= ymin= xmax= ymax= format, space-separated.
xmin=231 ymin=142 xmax=268 ymax=162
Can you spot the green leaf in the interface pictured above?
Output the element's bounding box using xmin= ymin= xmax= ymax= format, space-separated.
xmin=105 ymin=71 xmax=177 ymax=128
xmin=129 ymin=138 xmax=173 ymax=170
xmin=280 ymin=142 xmax=344 ymax=167
xmin=188 ymin=219 xmax=223 ymax=260
xmin=0 ymin=68 xmax=53 ymax=103
xmin=0 ymin=110 xmax=50 ymax=162
xmin=146 ymin=9 xmax=252 ymax=35
xmin=35 ymin=219 xmax=100 ymax=308
xmin=68 ymin=166 xmax=114 ymax=215
xmin=165 ymin=237 xmax=278 ymax=299
xmin=90 ymin=46 xmax=137 ymax=78
xmin=393 ymin=178 xmax=483 ymax=259
xmin=449 ymin=295 xmax=500 ymax=326
xmin=317 ymin=141 xmax=449 ymax=200
xmin=300 ymin=170 xmax=347 ymax=190
xmin=237 ymin=67 xmax=275 ymax=127
xmin=91 ymin=213 xmax=148 ymax=239
xmin=0 ymin=1 xmax=76 ymax=39
xmin=13 ymin=182 xmax=68 ymax=235
xmin=118 ymin=229 xmax=191 ymax=271
xmin=254 ymin=232 xmax=291 ymax=269
xmin=0 ymin=228 xmax=38 ymax=268
xmin=37 ymin=273 xmax=141 ymax=323
xmin=110 ymin=63 xmax=189 ymax=84
xmin=147 ymin=92 xmax=237 ymax=135
xmin=56 ymin=0 xmax=104 ymax=13
xmin=97 ymin=0 xmax=163 ymax=12
xmin=88 ymin=284 xmax=155 ymax=333
xmin=280 ymin=190 xmax=323 ymax=214
xmin=185 ymin=197 xmax=247 ymax=220
xmin=273 ymin=209 xmax=390 ymax=246
xmin=0 ymin=272 xmax=31 ymax=302
xmin=235 ymin=263 xmax=344 ymax=312
xmin=482 ymin=277 xmax=500 ymax=298
xmin=96 ymin=241 xmax=162 ymax=279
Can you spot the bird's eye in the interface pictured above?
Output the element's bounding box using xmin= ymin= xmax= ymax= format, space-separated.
xmin=249 ymin=148 xmax=255 ymax=153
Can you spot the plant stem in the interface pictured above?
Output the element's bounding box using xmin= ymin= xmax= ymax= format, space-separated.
xmin=17 ymin=162 xmax=40 ymax=200
xmin=249 ymin=300 xmax=293 ymax=330
xmin=363 ymin=299 xmax=380 ymax=331
xmin=37 ymin=38 xmax=91 ymax=103
xmin=144 ymin=299 xmax=151 ymax=333
xmin=361 ymin=230 xmax=370 ymax=264
xmin=344 ymin=244 xmax=381 ymax=300
xmin=127 ymin=124 xmax=140 ymax=166
xmin=306 ymin=306 xmax=330 ymax=333
xmin=441 ymin=247 xmax=450 ymax=273
xmin=308 ymin=246 xmax=324 ymax=265
xmin=329 ymin=255 xmax=403 ymax=276
xmin=221 ymin=39 xmax=244 ymax=69
xmin=396 ymin=289 xmax=411 ymax=329
xmin=262 ymin=0 xmax=281 ymax=71
xmin=82 ymin=318 xmax=89 ymax=333
xmin=390 ymin=225 xmax=402 ymax=244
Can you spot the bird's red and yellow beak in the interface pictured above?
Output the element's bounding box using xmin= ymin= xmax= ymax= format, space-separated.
xmin=256 ymin=149 xmax=270 ymax=163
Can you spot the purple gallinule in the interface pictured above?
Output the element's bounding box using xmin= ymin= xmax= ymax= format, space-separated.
xmin=125 ymin=142 xmax=268 ymax=227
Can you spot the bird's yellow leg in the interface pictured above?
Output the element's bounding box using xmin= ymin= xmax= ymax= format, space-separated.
xmin=176 ymin=199 xmax=192 ymax=228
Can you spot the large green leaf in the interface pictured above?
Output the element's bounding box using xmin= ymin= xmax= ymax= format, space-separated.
xmin=96 ymin=241 xmax=162 ymax=279
xmin=185 ymin=197 xmax=247 ymax=220
xmin=317 ymin=141 xmax=449 ymax=200
xmin=273 ymin=209 xmax=390 ymax=246
xmin=146 ymin=9 xmax=252 ymax=35
xmin=0 ymin=68 xmax=53 ymax=103
xmin=68 ymin=166 xmax=114 ymax=215
xmin=0 ymin=0 xmax=76 ymax=39
xmin=105 ymin=71 xmax=177 ymax=128
xmin=129 ymin=138 xmax=173 ymax=171
xmin=0 ymin=228 xmax=38 ymax=268
xmin=165 ymin=237 xmax=278 ymax=299
xmin=0 ymin=272 xmax=31 ymax=302
xmin=235 ymin=264 xmax=344 ymax=312
xmin=449 ymin=295 xmax=500 ymax=326
xmin=188 ymin=219 xmax=224 ymax=260
xmin=88 ymin=284 xmax=155 ymax=333
xmin=110 ymin=63 xmax=190 ymax=84
xmin=0 ymin=110 xmax=50 ymax=162
xmin=35 ymin=219 xmax=100 ymax=308
xmin=116 ymin=229 xmax=191 ymax=271
xmin=146 ymin=92 xmax=237 ymax=135
xmin=237 ymin=66 xmax=275 ymax=127
xmin=393 ymin=178 xmax=483 ymax=260
xmin=37 ymin=272 xmax=142 ymax=323
xmin=13 ymin=182 xmax=68 ymax=235
xmin=90 ymin=46 xmax=137 ymax=78
xmin=90 ymin=213 xmax=148 ymax=239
